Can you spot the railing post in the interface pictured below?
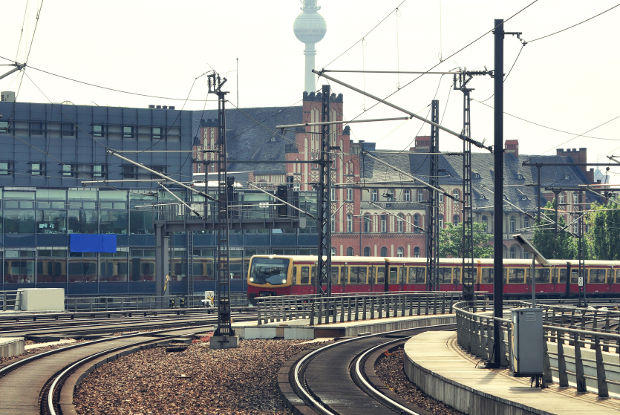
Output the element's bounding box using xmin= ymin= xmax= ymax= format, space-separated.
xmin=408 ymin=294 xmax=413 ymax=316
xmin=354 ymin=296 xmax=359 ymax=321
xmin=400 ymin=294 xmax=405 ymax=317
xmin=361 ymin=296 xmax=366 ymax=321
xmin=309 ymin=301 xmax=315 ymax=326
xmin=543 ymin=330 xmax=553 ymax=386
xmin=378 ymin=296 xmax=383 ymax=319
xmin=347 ymin=297 xmax=351 ymax=322
xmin=370 ymin=297 xmax=375 ymax=320
xmin=594 ymin=336 xmax=609 ymax=398
xmin=441 ymin=293 xmax=446 ymax=314
xmin=573 ymin=333 xmax=587 ymax=393
xmin=425 ymin=296 xmax=430 ymax=315
xmin=557 ymin=331 xmax=568 ymax=387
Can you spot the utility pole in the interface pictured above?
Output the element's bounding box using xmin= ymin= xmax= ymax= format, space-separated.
xmin=208 ymin=72 xmax=238 ymax=349
xmin=316 ymin=84 xmax=332 ymax=296
xmin=453 ymin=70 xmax=492 ymax=302
xmin=492 ymin=18 xmax=505 ymax=369
xmin=426 ymin=100 xmax=439 ymax=291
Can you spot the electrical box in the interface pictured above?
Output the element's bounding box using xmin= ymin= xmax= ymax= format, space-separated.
xmin=510 ymin=308 xmax=543 ymax=377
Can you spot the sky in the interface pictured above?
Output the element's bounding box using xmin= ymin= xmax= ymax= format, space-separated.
xmin=1 ymin=0 xmax=619 ymax=183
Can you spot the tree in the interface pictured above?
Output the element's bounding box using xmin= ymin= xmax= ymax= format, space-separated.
xmin=586 ymin=197 xmax=620 ymax=260
xmin=532 ymin=201 xmax=576 ymax=259
xmin=438 ymin=222 xmax=493 ymax=258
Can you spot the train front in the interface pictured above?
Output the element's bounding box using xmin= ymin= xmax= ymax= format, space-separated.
xmin=247 ymin=255 xmax=293 ymax=303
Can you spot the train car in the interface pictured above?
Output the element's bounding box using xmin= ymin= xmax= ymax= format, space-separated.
xmin=246 ymin=255 xmax=620 ymax=302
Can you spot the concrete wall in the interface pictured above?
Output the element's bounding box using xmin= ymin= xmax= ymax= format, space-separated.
xmin=19 ymin=288 xmax=65 ymax=311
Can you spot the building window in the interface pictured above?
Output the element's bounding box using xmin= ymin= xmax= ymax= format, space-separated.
xmin=363 ymin=215 xmax=371 ymax=233
xmin=346 ymin=214 xmax=353 ymax=233
xmin=481 ymin=215 xmax=488 ymax=231
xmin=403 ymin=189 xmax=411 ymax=202
xmin=93 ymin=164 xmax=105 ymax=178
xmin=453 ymin=189 xmax=460 ymax=200
xmin=31 ymin=163 xmax=44 ymax=176
xmin=61 ymin=123 xmax=74 ymax=137
xmin=510 ymin=246 xmax=517 ymax=259
xmin=380 ymin=247 xmax=388 ymax=257
xmin=346 ymin=247 xmax=354 ymax=256
xmin=330 ymin=187 xmax=336 ymax=201
xmin=413 ymin=214 xmax=421 ymax=232
xmin=438 ymin=214 xmax=444 ymax=229
xmin=152 ymin=126 xmax=162 ymax=139
xmin=417 ymin=190 xmax=424 ymax=202
xmin=30 ymin=121 xmax=43 ymax=135
xmin=93 ymin=124 xmax=105 ymax=137
xmin=330 ymin=219 xmax=335 ymax=233
xmin=61 ymin=164 xmax=74 ymax=177
xmin=397 ymin=247 xmax=404 ymax=257
xmin=510 ymin=216 xmax=516 ymax=233
xmin=123 ymin=126 xmax=135 ymax=138
xmin=380 ymin=215 xmax=387 ymax=233
xmin=558 ymin=193 xmax=565 ymax=205
xmin=397 ymin=214 xmax=404 ymax=233
xmin=363 ymin=247 xmax=371 ymax=256
xmin=371 ymin=189 xmax=378 ymax=201
xmin=524 ymin=216 xmax=530 ymax=230
xmin=122 ymin=165 xmax=137 ymax=179
xmin=453 ymin=214 xmax=459 ymax=225
xmin=0 ymin=161 xmax=11 ymax=175
xmin=346 ymin=188 xmax=353 ymax=202
xmin=413 ymin=247 xmax=420 ymax=257
xmin=330 ymin=247 xmax=337 ymax=256
xmin=0 ymin=121 xmax=9 ymax=134
xmin=439 ymin=193 xmax=444 ymax=203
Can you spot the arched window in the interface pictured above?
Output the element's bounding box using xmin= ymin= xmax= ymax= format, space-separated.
xmin=363 ymin=247 xmax=371 ymax=256
xmin=363 ymin=214 xmax=371 ymax=233
xmin=346 ymin=214 xmax=353 ymax=233
xmin=453 ymin=214 xmax=459 ymax=225
xmin=396 ymin=247 xmax=404 ymax=257
xmin=397 ymin=214 xmax=404 ymax=233
xmin=452 ymin=189 xmax=460 ymax=200
xmin=413 ymin=214 xmax=421 ymax=232
xmin=380 ymin=247 xmax=388 ymax=257
xmin=413 ymin=246 xmax=420 ymax=257
xmin=346 ymin=247 xmax=354 ymax=256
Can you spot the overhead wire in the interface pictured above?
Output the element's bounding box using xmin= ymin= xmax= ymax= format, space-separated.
xmin=16 ymin=0 xmax=44 ymax=98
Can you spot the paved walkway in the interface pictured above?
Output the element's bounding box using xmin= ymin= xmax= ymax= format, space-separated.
xmin=405 ymin=331 xmax=620 ymax=415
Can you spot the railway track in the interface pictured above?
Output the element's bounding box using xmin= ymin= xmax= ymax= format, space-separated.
xmin=0 ymin=313 xmax=257 ymax=415
xmin=285 ymin=324 xmax=455 ymax=415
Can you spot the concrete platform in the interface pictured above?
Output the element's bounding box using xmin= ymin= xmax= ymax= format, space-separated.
xmin=404 ymin=331 xmax=620 ymax=415
xmin=234 ymin=313 xmax=455 ymax=339
xmin=0 ymin=337 xmax=25 ymax=358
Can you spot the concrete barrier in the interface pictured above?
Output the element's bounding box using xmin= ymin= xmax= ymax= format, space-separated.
xmin=0 ymin=337 xmax=25 ymax=358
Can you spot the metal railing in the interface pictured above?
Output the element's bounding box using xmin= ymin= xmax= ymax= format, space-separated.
xmin=64 ymin=293 xmax=249 ymax=312
xmin=455 ymin=301 xmax=620 ymax=398
xmin=0 ymin=290 xmax=19 ymax=311
xmin=255 ymin=291 xmax=488 ymax=325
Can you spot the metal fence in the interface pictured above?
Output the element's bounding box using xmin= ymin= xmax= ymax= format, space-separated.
xmin=255 ymin=291 xmax=488 ymax=325
xmin=0 ymin=290 xmax=19 ymax=311
xmin=64 ymin=293 xmax=249 ymax=312
xmin=455 ymin=301 xmax=620 ymax=398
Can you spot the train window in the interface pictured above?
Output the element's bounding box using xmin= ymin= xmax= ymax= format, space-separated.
xmin=399 ymin=267 xmax=406 ymax=285
xmin=331 ymin=267 xmax=339 ymax=285
xmin=570 ymin=268 xmax=579 ymax=284
xmin=292 ymin=267 xmax=297 ymax=285
xmin=341 ymin=267 xmax=348 ymax=285
xmin=438 ymin=268 xmax=452 ymax=284
xmin=311 ymin=266 xmax=316 ymax=286
xmin=192 ymin=263 xmax=203 ymax=275
xmin=481 ymin=268 xmax=493 ymax=284
xmin=376 ymin=267 xmax=385 ymax=284
xmin=408 ymin=267 xmax=425 ymax=283
xmin=589 ymin=268 xmax=606 ymax=284
xmin=300 ymin=266 xmax=310 ymax=284
xmin=616 ymin=269 xmax=620 ymax=283
xmin=535 ymin=268 xmax=550 ymax=283
xmin=453 ymin=268 xmax=461 ymax=284
xmin=368 ymin=266 xmax=375 ymax=285
xmin=350 ymin=266 xmax=367 ymax=284
xmin=389 ymin=267 xmax=398 ymax=284
xmin=558 ymin=268 xmax=567 ymax=284
xmin=550 ymin=268 xmax=558 ymax=284
xmin=508 ymin=268 xmax=525 ymax=284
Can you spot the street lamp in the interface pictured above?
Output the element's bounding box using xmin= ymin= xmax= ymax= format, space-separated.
xmin=512 ymin=234 xmax=550 ymax=307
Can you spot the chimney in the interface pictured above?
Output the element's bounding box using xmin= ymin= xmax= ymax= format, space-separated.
xmin=505 ymin=139 xmax=519 ymax=157
xmin=414 ymin=136 xmax=431 ymax=153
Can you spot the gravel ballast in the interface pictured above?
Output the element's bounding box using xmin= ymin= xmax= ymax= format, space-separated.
xmin=74 ymin=338 xmax=461 ymax=415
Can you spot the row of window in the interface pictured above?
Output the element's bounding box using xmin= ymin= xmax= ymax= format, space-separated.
xmin=0 ymin=121 xmax=166 ymax=140
xmin=290 ymin=265 xmax=620 ymax=286
xmin=0 ymin=161 xmax=106 ymax=177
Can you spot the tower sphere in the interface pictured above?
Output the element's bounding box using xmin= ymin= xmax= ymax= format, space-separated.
xmin=293 ymin=4 xmax=326 ymax=44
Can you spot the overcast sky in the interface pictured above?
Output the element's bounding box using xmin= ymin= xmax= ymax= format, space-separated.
xmin=1 ymin=0 xmax=619 ymax=183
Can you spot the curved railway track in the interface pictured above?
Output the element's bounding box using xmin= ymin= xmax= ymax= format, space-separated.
xmin=287 ymin=324 xmax=456 ymax=415
xmin=0 ymin=313 xmax=257 ymax=415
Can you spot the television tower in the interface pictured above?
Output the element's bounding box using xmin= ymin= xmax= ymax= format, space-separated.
xmin=294 ymin=0 xmax=327 ymax=93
